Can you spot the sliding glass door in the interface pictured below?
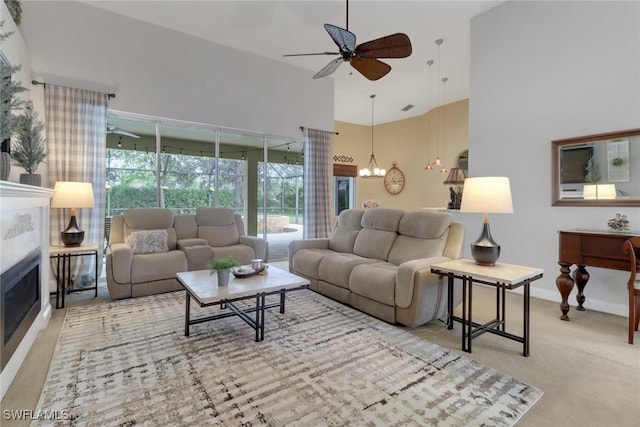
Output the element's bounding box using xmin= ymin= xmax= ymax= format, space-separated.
xmin=105 ymin=112 xmax=304 ymax=260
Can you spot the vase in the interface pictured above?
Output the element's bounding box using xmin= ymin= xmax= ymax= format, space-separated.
xmin=19 ymin=173 xmax=41 ymax=186
xmin=0 ymin=152 xmax=10 ymax=180
xmin=217 ymin=268 xmax=230 ymax=286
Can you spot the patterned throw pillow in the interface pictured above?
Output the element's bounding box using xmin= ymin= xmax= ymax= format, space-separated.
xmin=126 ymin=230 xmax=169 ymax=254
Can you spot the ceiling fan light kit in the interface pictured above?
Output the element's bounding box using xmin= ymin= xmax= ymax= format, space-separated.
xmin=284 ymin=0 xmax=412 ymax=81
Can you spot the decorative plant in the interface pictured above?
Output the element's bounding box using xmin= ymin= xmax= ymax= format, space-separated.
xmin=208 ymin=256 xmax=239 ymax=273
xmin=584 ymin=156 xmax=601 ymax=183
xmin=11 ymin=102 xmax=47 ymax=174
xmin=4 ymin=1 xmax=22 ymax=25
xmin=0 ymin=20 xmax=28 ymax=144
xmin=607 ymin=213 xmax=630 ymax=231
xmin=611 ymin=157 xmax=624 ymax=167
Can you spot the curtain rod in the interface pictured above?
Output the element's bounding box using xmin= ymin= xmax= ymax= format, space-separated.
xmin=31 ymin=80 xmax=116 ymax=98
xmin=300 ymin=126 xmax=339 ymax=135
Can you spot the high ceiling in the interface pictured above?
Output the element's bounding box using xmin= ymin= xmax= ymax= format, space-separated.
xmin=81 ymin=1 xmax=502 ymax=125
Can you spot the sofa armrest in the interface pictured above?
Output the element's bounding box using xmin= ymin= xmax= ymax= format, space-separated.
xmin=395 ymin=256 xmax=450 ymax=309
xmin=239 ymin=236 xmax=268 ymax=262
xmin=107 ymin=242 xmax=134 ymax=284
xmin=287 ymin=238 xmax=330 ymax=272
xmin=177 ymin=238 xmax=209 ymax=251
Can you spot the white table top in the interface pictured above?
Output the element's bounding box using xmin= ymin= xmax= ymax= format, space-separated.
xmin=49 ymin=242 xmax=99 ymax=255
xmin=431 ymin=258 xmax=544 ymax=285
xmin=177 ymin=265 xmax=309 ymax=305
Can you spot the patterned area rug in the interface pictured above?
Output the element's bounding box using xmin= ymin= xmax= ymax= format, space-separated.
xmin=33 ymin=290 xmax=542 ymax=426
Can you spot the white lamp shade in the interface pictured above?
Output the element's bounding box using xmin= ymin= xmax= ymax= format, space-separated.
xmin=51 ymin=181 xmax=95 ymax=208
xmin=583 ymin=183 xmax=616 ymax=200
xmin=460 ymin=176 xmax=514 ymax=214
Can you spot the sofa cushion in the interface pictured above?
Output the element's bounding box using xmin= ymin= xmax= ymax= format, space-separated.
xmin=292 ymin=248 xmax=335 ymax=280
xmin=349 ymin=262 xmax=397 ymax=306
xmin=361 ymin=208 xmax=404 ymax=231
xmin=328 ymin=209 xmax=364 ymax=253
xmin=397 ymin=211 xmax=452 ymax=238
xmin=353 ymin=229 xmax=398 ymax=261
xmin=318 ymin=253 xmax=376 ymax=289
xmin=126 ymin=230 xmax=169 ymax=254
xmin=130 ymin=251 xmax=187 ymax=284
xmin=196 ymin=208 xmax=240 ymax=247
xmin=123 ymin=208 xmax=178 ymax=250
xmin=388 ymin=212 xmax=452 ymax=265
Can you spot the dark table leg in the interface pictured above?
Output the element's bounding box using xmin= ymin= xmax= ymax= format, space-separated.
xmin=94 ymin=250 xmax=98 ymax=297
xmin=280 ymin=289 xmax=286 ymax=314
xmin=556 ymin=262 xmax=574 ymax=321
xmin=466 ymin=276 xmax=473 ymax=353
xmin=573 ymin=265 xmax=589 ymax=311
xmin=523 ymin=282 xmax=530 ymax=357
xmin=447 ymin=274 xmax=454 ymax=330
xmin=184 ymin=292 xmax=191 ymax=337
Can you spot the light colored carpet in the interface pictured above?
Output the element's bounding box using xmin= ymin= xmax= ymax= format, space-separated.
xmin=30 ymin=290 xmax=541 ymax=426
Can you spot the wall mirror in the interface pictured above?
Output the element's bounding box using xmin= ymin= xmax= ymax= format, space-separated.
xmin=552 ymin=128 xmax=640 ymax=206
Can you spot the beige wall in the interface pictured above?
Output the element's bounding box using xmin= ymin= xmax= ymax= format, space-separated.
xmin=334 ymin=99 xmax=468 ymax=211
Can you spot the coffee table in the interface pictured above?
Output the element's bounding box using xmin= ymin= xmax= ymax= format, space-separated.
xmin=177 ymin=265 xmax=309 ymax=342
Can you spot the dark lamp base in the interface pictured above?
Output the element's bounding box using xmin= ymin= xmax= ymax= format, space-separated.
xmin=61 ymin=215 xmax=85 ymax=247
xmin=470 ymin=222 xmax=501 ymax=266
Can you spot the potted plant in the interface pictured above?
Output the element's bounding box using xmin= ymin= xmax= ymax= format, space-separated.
xmin=12 ymin=102 xmax=47 ymax=186
xmin=0 ymin=21 xmax=28 ymax=180
xmin=208 ymin=256 xmax=239 ymax=286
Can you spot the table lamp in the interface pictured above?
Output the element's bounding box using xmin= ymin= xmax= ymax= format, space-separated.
xmin=51 ymin=181 xmax=95 ymax=246
xmin=460 ymin=176 xmax=513 ymax=266
xmin=443 ymin=168 xmax=466 ymax=209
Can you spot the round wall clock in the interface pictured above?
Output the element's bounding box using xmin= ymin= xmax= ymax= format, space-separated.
xmin=384 ymin=162 xmax=405 ymax=195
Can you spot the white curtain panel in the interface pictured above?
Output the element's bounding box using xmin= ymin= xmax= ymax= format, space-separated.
xmin=303 ymin=128 xmax=333 ymax=239
xmin=45 ymin=85 xmax=109 ymax=285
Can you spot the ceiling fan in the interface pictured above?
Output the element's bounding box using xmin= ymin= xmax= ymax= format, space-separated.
xmin=107 ymin=125 xmax=140 ymax=139
xmin=283 ymin=0 xmax=412 ymax=81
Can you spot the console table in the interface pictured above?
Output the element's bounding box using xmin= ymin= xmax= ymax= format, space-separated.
xmin=432 ymin=259 xmax=543 ymax=357
xmin=50 ymin=243 xmax=99 ymax=309
xmin=556 ymin=229 xmax=640 ymax=320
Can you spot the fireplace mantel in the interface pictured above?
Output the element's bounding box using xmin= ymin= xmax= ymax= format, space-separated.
xmin=0 ymin=181 xmax=53 ymax=399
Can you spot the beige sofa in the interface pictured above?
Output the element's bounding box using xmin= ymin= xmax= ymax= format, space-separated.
xmin=288 ymin=208 xmax=464 ymax=327
xmin=106 ymin=207 xmax=268 ymax=299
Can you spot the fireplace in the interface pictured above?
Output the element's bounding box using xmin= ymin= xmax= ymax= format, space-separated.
xmin=1 ymin=248 xmax=41 ymax=370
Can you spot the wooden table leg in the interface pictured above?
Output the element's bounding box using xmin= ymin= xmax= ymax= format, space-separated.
xmin=573 ymin=265 xmax=589 ymax=311
xmin=556 ymin=262 xmax=574 ymax=321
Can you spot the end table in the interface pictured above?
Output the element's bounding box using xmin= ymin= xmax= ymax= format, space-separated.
xmin=50 ymin=243 xmax=99 ymax=309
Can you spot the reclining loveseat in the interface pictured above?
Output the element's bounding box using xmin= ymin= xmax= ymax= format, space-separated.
xmin=106 ymin=207 xmax=268 ymax=299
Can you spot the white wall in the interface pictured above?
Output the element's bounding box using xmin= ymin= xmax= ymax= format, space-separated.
xmin=470 ymin=1 xmax=640 ymax=315
xmin=18 ymin=1 xmax=334 ymax=141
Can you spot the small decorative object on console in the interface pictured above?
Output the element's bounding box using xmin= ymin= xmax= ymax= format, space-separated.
xmin=607 ymin=213 xmax=630 ymax=231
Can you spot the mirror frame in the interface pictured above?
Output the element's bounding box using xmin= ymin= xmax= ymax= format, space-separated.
xmin=552 ymin=128 xmax=640 ymax=206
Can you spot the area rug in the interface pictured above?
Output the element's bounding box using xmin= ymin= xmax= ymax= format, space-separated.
xmin=33 ymin=290 xmax=542 ymax=426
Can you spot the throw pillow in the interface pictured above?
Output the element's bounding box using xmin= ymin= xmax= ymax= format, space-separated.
xmin=126 ymin=230 xmax=169 ymax=254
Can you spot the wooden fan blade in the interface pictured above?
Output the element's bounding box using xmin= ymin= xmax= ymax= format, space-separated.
xmin=356 ymin=33 xmax=412 ymax=59
xmin=324 ymin=24 xmax=356 ymax=53
xmin=313 ymin=57 xmax=344 ymax=79
xmin=350 ymin=57 xmax=391 ymax=81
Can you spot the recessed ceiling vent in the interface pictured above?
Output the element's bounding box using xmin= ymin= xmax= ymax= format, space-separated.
xmin=401 ymin=104 xmax=414 ymax=112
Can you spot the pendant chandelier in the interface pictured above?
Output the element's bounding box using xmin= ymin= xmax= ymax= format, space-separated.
xmin=428 ymin=38 xmax=446 ymax=171
xmin=360 ymin=94 xmax=386 ymax=178
xmin=424 ymin=59 xmax=434 ymax=170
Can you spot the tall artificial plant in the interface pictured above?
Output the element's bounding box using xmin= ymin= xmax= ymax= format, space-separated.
xmin=12 ymin=102 xmax=47 ymax=174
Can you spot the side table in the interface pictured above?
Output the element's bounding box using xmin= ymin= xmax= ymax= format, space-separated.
xmin=50 ymin=243 xmax=99 ymax=309
xmin=431 ymin=259 xmax=544 ymax=357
